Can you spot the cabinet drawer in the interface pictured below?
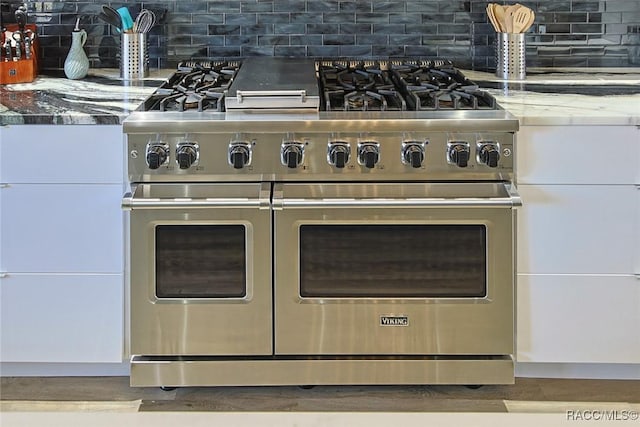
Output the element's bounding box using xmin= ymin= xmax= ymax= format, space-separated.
xmin=0 ymin=125 xmax=123 ymax=183
xmin=0 ymin=274 xmax=123 ymax=363
xmin=517 ymin=126 xmax=640 ymax=185
xmin=517 ymin=184 xmax=638 ymax=274
xmin=1 ymin=184 xmax=123 ymax=273
xmin=517 ymin=274 xmax=640 ymax=363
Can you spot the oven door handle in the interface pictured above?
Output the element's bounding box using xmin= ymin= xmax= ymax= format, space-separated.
xmin=122 ymin=195 xmax=270 ymax=210
xmin=275 ymin=184 xmax=522 ymax=209
xmin=122 ymin=183 xmax=271 ymax=210
xmin=277 ymin=198 xmax=518 ymax=208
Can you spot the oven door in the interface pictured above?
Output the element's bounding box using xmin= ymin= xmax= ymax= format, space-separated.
xmin=123 ymin=183 xmax=272 ymax=356
xmin=273 ymin=182 xmax=520 ymax=356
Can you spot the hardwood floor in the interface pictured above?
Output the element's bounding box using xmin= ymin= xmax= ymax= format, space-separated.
xmin=1 ymin=377 xmax=639 ymax=413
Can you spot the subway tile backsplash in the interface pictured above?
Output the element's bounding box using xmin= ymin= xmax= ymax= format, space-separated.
xmin=4 ymin=0 xmax=639 ymax=70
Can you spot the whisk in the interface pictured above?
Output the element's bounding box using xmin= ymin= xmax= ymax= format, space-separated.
xmin=133 ymin=9 xmax=156 ymax=33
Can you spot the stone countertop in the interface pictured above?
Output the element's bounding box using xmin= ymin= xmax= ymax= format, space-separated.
xmin=1 ymin=67 xmax=639 ymax=126
xmin=465 ymin=68 xmax=640 ymax=126
xmin=0 ymin=69 xmax=171 ymax=125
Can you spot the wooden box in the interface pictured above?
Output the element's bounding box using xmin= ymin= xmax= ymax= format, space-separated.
xmin=1 ymin=23 xmax=39 ymax=85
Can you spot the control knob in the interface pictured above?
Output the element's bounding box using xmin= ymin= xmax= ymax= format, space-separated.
xmin=281 ymin=141 xmax=304 ymax=169
xmin=402 ymin=141 xmax=425 ymax=168
xmin=447 ymin=142 xmax=470 ymax=168
xmin=176 ymin=142 xmax=198 ymax=169
xmin=229 ymin=141 xmax=251 ymax=169
xmin=358 ymin=142 xmax=380 ymax=169
xmin=145 ymin=142 xmax=169 ymax=170
xmin=477 ymin=142 xmax=500 ymax=168
xmin=328 ymin=142 xmax=350 ymax=169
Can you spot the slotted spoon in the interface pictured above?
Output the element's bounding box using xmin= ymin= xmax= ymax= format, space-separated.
xmin=503 ymin=4 xmax=519 ymax=33
xmin=522 ymin=9 xmax=535 ymax=33
xmin=511 ymin=6 xmax=532 ymax=33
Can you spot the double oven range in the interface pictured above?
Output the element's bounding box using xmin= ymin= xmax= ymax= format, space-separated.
xmin=123 ymin=58 xmax=521 ymax=387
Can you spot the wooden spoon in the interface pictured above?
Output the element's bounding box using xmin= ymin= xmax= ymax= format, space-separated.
xmin=505 ymin=4 xmax=521 ymax=33
xmin=486 ymin=4 xmax=501 ymax=33
xmin=493 ymin=4 xmax=507 ymax=32
xmin=522 ymin=9 xmax=535 ymax=33
xmin=493 ymin=4 xmax=507 ymax=33
xmin=512 ymin=6 xmax=532 ymax=33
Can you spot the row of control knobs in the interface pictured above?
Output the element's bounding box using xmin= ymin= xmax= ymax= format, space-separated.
xmin=448 ymin=141 xmax=500 ymax=168
xmin=145 ymin=140 xmax=501 ymax=170
xmin=146 ymin=142 xmax=198 ymax=170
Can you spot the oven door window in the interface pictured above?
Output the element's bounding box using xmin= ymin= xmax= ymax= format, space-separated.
xmin=299 ymin=224 xmax=486 ymax=298
xmin=155 ymin=225 xmax=246 ymax=298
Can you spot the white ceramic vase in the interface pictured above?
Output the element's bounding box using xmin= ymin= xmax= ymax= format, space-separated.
xmin=64 ymin=29 xmax=89 ymax=80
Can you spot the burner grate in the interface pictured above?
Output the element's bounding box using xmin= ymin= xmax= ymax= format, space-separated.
xmin=389 ymin=62 xmax=497 ymax=111
xmin=319 ymin=61 xmax=407 ymax=111
xmin=138 ymin=58 xmax=498 ymax=113
xmin=139 ymin=61 xmax=241 ymax=112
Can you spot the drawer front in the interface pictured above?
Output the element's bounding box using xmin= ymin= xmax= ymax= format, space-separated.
xmin=517 ymin=126 xmax=640 ymax=185
xmin=0 ymin=125 xmax=123 ymax=183
xmin=517 ymin=274 xmax=640 ymax=363
xmin=517 ymin=184 xmax=638 ymax=275
xmin=1 ymin=184 xmax=123 ymax=273
xmin=0 ymin=274 xmax=123 ymax=363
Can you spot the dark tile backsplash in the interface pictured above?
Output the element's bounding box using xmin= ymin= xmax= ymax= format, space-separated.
xmin=2 ymin=0 xmax=639 ymax=70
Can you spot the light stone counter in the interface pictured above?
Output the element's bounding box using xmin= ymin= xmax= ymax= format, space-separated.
xmin=465 ymin=68 xmax=640 ymax=126
xmin=1 ymin=67 xmax=639 ymax=127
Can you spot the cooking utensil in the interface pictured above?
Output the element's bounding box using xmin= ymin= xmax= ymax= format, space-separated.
xmin=11 ymin=31 xmax=23 ymax=59
xmin=23 ymin=29 xmax=33 ymax=59
xmin=4 ymin=37 xmax=12 ymax=61
xmin=510 ymin=6 xmax=532 ymax=34
xmin=493 ymin=4 xmax=507 ymax=33
xmin=522 ymin=9 xmax=535 ymax=33
xmin=488 ymin=3 xmax=535 ymax=33
xmin=97 ymin=11 xmax=121 ymax=33
xmin=11 ymin=31 xmax=22 ymax=61
xmin=14 ymin=9 xmax=27 ymax=34
xmin=486 ymin=4 xmax=502 ymax=33
xmin=503 ymin=4 xmax=519 ymax=33
xmin=133 ymin=9 xmax=156 ymax=33
xmin=117 ymin=7 xmax=134 ymax=33
xmin=100 ymin=6 xmax=122 ymax=32
xmin=486 ymin=5 xmax=496 ymax=32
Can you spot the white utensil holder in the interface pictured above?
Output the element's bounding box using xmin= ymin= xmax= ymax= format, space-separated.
xmin=496 ymin=33 xmax=525 ymax=80
xmin=120 ymin=33 xmax=149 ymax=80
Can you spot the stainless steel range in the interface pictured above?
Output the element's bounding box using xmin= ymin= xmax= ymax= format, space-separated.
xmin=123 ymin=57 xmax=521 ymax=388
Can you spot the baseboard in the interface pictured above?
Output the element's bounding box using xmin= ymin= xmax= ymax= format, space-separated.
xmin=516 ymin=362 xmax=640 ymax=380
xmin=0 ymin=362 xmax=130 ymax=377
xmin=2 ymin=361 xmax=639 ymax=380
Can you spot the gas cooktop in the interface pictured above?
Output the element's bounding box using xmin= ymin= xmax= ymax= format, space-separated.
xmin=124 ymin=57 xmax=518 ymax=186
xmin=136 ymin=58 xmax=499 ymax=113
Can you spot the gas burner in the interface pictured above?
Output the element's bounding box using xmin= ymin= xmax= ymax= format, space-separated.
xmin=139 ymin=61 xmax=241 ymax=112
xmin=324 ymin=87 xmax=406 ymax=111
xmin=390 ymin=63 xmax=497 ymax=111
xmin=319 ymin=61 xmax=407 ymax=111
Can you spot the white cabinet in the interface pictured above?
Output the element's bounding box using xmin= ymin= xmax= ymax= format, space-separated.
xmin=516 ymin=125 xmax=640 ymax=365
xmin=0 ymin=125 xmax=125 ymax=364
xmin=517 ymin=184 xmax=638 ymax=275
xmin=517 ymin=274 xmax=640 ymax=363
xmin=0 ymin=274 xmax=123 ymax=362
xmin=517 ymin=126 xmax=640 ymax=185
xmin=0 ymin=125 xmax=123 ymax=183
xmin=1 ymin=184 xmax=123 ymax=273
